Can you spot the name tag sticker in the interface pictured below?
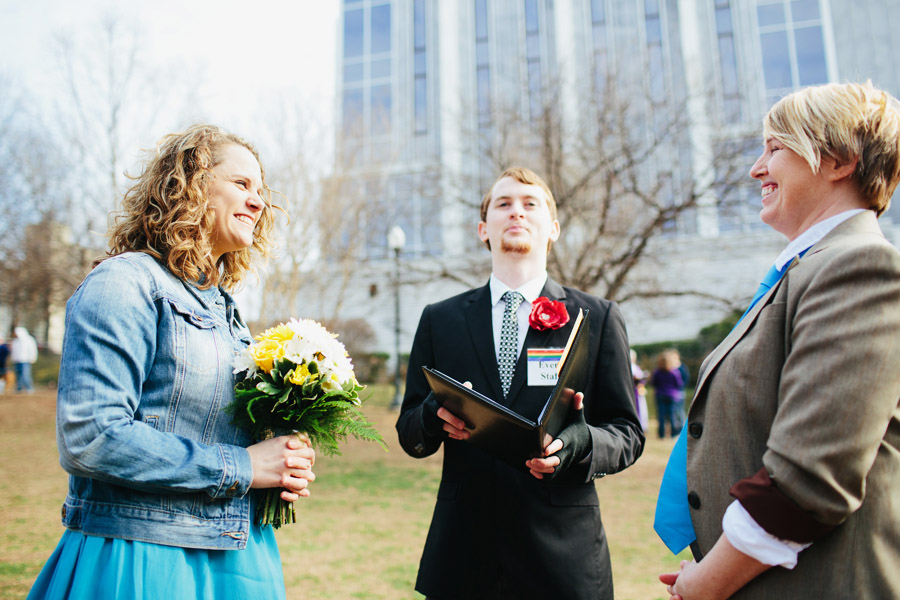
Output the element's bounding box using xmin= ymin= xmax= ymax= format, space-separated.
xmin=527 ymin=348 xmax=564 ymax=386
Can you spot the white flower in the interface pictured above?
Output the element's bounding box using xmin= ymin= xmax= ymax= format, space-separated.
xmin=283 ymin=337 xmax=317 ymax=366
xmin=279 ymin=318 xmax=356 ymax=384
xmin=233 ymin=348 xmax=259 ymax=376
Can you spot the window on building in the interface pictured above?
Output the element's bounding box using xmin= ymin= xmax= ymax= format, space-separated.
xmin=716 ymin=139 xmax=768 ymax=233
xmin=756 ymin=0 xmax=828 ymax=107
xmin=413 ymin=0 xmax=428 ymax=135
xmin=392 ymin=176 xmax=443 ymax=257
xmin=645 ymin=0 xmax=665 ymax=106
xmin=341 ymin=1 xmax=393 ymax=158
xmin=344 ymin=9 xmax=364 ymax=58
xmin=359 ymin=175 xmax=444 ymax=259
xmin=524 ymin=0 xmax=542 ymax=121
xmin=475 ymin=0 xmax=491 ymax=128
xmin=364 ymin=180 xmax=390 ymax=258
xmin=590 ymin=0 xmax=608 ymax=94
xmin=371 ymin=84 xmax=392 ymax=135
xmin=715 ymin=0 xmax=741 ymax=123
xmin=343 ymin=88 xmax=364 ymax=136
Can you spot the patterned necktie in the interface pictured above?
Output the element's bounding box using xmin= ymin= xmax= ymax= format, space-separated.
xmin=498 ymin=291 xmax=525 ymax=398
xmin=653 ymin=249 xmax=809 ymax=554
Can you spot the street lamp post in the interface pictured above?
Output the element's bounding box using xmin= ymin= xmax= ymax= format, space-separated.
xmin=387 ymin=225 xmax=406 ymax=410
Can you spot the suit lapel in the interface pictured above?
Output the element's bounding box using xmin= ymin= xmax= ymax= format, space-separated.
xmin=505 ymin=279 xmax=570 ymax=402
xmin=694 ymin=212 xmax=884 ymax=402
xmin=693 ymin=255 xmax=801 ymax=397
xmin=464 ymin=283 xmax=504 ymax=401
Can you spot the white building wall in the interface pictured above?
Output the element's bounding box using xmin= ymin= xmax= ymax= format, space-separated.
xmin=320 ymin=0 xmax=900 ymax=356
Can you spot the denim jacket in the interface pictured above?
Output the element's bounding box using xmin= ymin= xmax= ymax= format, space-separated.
xmin=57 ymin=252 xmax=256 ymax=550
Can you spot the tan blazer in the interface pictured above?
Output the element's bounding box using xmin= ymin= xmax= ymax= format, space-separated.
xmin=686 ymin=211 xmax=900 ymax=598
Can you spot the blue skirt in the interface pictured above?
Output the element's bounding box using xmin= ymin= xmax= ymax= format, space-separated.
xmin=27 ymin=514 xmax=285 ymax=600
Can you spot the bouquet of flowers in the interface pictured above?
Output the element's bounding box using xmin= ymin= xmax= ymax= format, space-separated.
xmin=229 ymin=318 xmax=385 ymax=527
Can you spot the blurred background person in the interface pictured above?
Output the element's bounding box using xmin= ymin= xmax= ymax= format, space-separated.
xmin=657 ymin=81 xmax=900 ymax=599
xmin=630 ymin=349 xmax=649 ymax=432
xmin=672 ymin=348 xmax=689 ymax=398
xmin=10 ymin=326 xmax=38 ymax=394
xmin=649 ymin=350 xmax=684 ymax=439
xmin=0 ymin=335 xmax=9 ymax=394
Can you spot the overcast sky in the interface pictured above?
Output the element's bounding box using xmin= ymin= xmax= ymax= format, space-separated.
xmin=0 ymin=0 xmax=339 ymax=144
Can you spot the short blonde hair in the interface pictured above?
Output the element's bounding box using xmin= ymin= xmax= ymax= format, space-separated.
xmin=764 ymin=81 xmax=900 ymax=215
xmin=105 ymin=124 xmax=281 ymax=290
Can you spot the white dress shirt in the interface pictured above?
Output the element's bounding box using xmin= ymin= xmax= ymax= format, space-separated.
xmin=488 ymin=272 xmax=548 ymax=363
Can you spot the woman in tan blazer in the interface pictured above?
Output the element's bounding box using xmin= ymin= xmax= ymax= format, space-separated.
xmin=660 ymin=82 xmax=900 ymax=599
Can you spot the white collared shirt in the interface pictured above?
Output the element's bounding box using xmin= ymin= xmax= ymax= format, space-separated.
xmin=724 ymin=208 xmax=868 ymax=567
xmin=488 ymin=272 xmax=548 ymax=363
xmin=774 ymin=208 xmax=866 ymax=270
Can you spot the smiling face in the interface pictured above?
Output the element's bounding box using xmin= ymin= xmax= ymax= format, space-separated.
xmin=207 ymin=144 xmax=265 ymax=261
xmin=749 ymin=138 xmax=836 ymax=240
xmin=478 ymin=176 xmax=560 ymax=257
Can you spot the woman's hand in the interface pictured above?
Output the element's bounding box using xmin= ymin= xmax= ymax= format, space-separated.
xmin=659 ymin=561 xmax=689 ymax=600
xmin=658 ymin=534 xmax=770 ymax=600
xmin=247 ymin=434 xmax=316 ymax=502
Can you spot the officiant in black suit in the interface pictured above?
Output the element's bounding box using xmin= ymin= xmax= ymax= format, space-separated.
xmin=396 ymin=166 xmax=644 ymax=600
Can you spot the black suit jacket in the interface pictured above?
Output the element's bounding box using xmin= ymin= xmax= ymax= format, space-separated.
xmin=396 ymin=278 xmax=644 ymax=600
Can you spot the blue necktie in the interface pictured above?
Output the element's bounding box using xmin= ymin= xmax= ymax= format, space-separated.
xmin=653 ymin=250 xmax=808 ymax=554
xmin=653 ymin=428 xmax=693 ymax=554
xmin=735 ymin=263 xmax=783 ymax=324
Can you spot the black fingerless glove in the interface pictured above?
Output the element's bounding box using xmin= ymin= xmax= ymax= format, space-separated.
xmin=421 ymin=392 xmax=445 ymax=438
xmin=546 ymin=409 xmax=591 ymax=480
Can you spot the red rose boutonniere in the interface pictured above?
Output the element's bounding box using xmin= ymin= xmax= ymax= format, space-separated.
xmin=528 ymin=297 xmax=570 ymax=331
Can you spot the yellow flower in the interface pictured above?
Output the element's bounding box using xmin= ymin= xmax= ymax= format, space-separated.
xmin=288 ymin=363 xmax=317 ymax=386
xmin=256 ymin=323 xmax=294 ymax=343
xmin=250 ymin=339 xmax=284 ymax=373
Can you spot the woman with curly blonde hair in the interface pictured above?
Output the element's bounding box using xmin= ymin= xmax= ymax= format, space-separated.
xmin=29 ymin=124 xmax=314 ymax=600
xmin=106 ymin=123 xmax=280 ymax=288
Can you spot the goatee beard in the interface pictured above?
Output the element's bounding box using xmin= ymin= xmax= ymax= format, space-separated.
xmin=501 ymin=239 xmax=532 ymax=254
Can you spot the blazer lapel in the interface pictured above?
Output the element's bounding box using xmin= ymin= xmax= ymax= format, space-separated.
xmin=693 ymin=256 xmax=801 ymax=397
xmin=464 ymin=283 xmax=504 ymax=401
xmin=694 ymin=212 xmax=883 ymax=402
xmin=505 ymin=278 xmax=569 ymax=402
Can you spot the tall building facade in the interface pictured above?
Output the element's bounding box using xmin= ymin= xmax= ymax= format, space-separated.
xmin=332 ymin=0 xmax=900 ymax=349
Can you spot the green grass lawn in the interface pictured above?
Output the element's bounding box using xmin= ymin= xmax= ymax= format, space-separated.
xmin=0 ymin=385 xmax=689 ymax=600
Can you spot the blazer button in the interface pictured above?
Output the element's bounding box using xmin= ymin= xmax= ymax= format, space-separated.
xmin=414 ymin=443 xmax=425 ymax=454
xmin=688 ymin=422 xmax=703 ymax=438
xmin=687 ymin=491 xmax=701 ymax=510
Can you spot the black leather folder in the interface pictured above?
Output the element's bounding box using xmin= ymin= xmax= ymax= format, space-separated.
xmin=422 ymin=309 xmax=590 ymax=468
